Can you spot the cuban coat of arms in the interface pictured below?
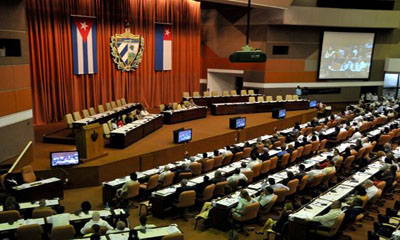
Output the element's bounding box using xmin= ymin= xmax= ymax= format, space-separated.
xmin=110 ymin=30 xmax=144 ymax=71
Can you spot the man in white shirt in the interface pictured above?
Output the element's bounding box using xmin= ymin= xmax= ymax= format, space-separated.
xmin=158 ymin=166 xmax=171 ymax=183
xmin=227 ymin=168 xmax=248 ymax=185
xmin=363 ymin=180 xmax=379 ymax=200
xmin=80 ymin=211 xmax=114 ymax=234
xmin=349 ymin=129 xmax=362 ymax=141
xmin=307 ymin=164 xmax=323 ymax=182
xmin=47 ymin=206 xmax=70 ymax=229
xmin=309 ymin=201 xmax=343 ymax=228
xmin=268 ymin=178 xmax=289 ymax=191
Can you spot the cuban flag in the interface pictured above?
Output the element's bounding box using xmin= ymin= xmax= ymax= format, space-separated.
xmin=71 ymin=16 xmax=98 ymax=75
xmin=155 ymin=23 xmax=172 ymax=71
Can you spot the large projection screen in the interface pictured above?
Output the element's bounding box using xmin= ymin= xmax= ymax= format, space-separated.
xmin=319 ymin=32 xmax=375 ymax=79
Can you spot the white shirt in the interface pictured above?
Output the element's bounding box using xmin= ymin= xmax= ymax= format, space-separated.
xmin=134 ymin=224 xmax=156 ymax=230
xmin=227 ymin=173 xmax=248 ymax=184
xmin=349 ymin=132 xmax=362 ymax=141
xmin=366 ymin=185 xmax=379 ymax=200
xmin=311 ymin=209 xmax=343 ymax=228
xmin=80 ymin=219 xmax=114 ymax=234
xmin=271 ymin=183 xmax=289 ymax=191
xmin=47 ymin=213 xmax=71 ymax=228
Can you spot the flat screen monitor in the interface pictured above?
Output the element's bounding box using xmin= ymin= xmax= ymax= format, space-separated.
xmin=229 ymin=117 xmax=246 ymax=129
xmin=318 ymin=31 xmax=375 ymax=79
xmin=279 ymin=109 xmax=286 ymax=118
xmin=174 ymin=128 xmax=192 ymax=143
xmin=309 ymin=100 xmax=317 ymax=108
xmin=50 ymin=151 xmax=80 ymax=167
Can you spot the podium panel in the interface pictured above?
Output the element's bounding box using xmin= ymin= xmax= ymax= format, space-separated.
xmin=76 ymin=123 xmax=107 ymax=161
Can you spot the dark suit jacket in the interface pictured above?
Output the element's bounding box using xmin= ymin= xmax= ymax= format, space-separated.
xmin=211 ymin=177 xmax=226 ymax=184
xmin=175 ymin=185 xmax=195 ymax=200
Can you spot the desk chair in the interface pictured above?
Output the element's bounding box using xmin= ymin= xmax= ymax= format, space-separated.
xmin=111 ymin=101 xmax=117 ymax=109
xmin=22 ymin=165 xmax=37 ymax=183
xmin=116 ymin=99 xmax=122 ymax=107
xmin=273 ymin=141 xmax=281 ymax=148
xmin=276 ymin=95 xmax=283 ymax=101
xmin=160 ymin=172 xmax=175 ymax=188
xmin=140 ymin=174 xmax=159 ymax=194
xmin=257 ymin=96 xmax=264 ymax=102
xmin=242 ymin=170 xmax=254 ymax=184
xmin=189 ymin=162 xmax=202 ymax=176
xmin=172 ymin=102 xmax=178 ymax=110
xmin=159 ymin=104 xmax=165 ymax=112
xmin=286 ymin=179 xmax=299 ymax=197
xmin=321 ymin=170 xmax=336 ymax=187
xmin=176 ymin=172 xmax=192 ymax=182
xmin=261 ymin=195 xmax=277 ymax=214
xmin=16 ymin=224 xmax=43 ymax=240
xmin=121 ymin=98 xmax=127 ymax=105
xmin=266 ymin=96 xmax=273 ymax=102
xmin=289 ymin=150 xmax=298 ymax=164
xmin=203 ymin=91 xmax=210 ymax=97
xmin=296 ymin=146 xmax=304 ymax=162
xmin=98 ymin=105 xmax=105 ymax=113
xmin=242 ymin=147 xmax=252 ymax=158
xmin=274 ymin=188 xmax=288 ymax=203
xmin=249 ymin=96 xmax=256 ymax=102
xmin=292 ymin=95 xmax=299 ymax=100
xmin=319 ymin=139 xmax=328 ymax=153
xmin=377 ymin=135 xmax=391 ymax=150
xmin=193 ymin=91 xmax=200 ymax=97
xmin=82 ymin=109 xmax=90 ymax=118
xmin=89 ymin=107 xmax=96 ymax=116
xmin=212 ymin=91 xmax=220 ymax=97
xmin=269 ymin=156 xmax=278 ymax=172
xmin=32 ymin=208 xmax=54 ymax=218
xmin=85 ymin=226 xmax=108 ymax=235
xmin=51 ymin=225 xmax=75 ymax=240
xmin=183 ymin=92 xmax=190 ymax=98
xmin=106 ymin=102 xmax=112 ymax=111
xmin=72 ymin=112 xmax=82 ymax=121
xmin=0 ymin=210 xmax=21 ymax=223
xmin=65 ymin=114 xmax=74 ymax=129
xmin=342 ymin=156 xmax=355 ymax=176
xmin=308 ymin=173 xmax=324 ymax=190
xmin=222 ymin=153 xmax=233 ymax=165
xmin=285 ymin=95 xmax=293 ymax=100
xmin=174 ymin=190 xmax=196 ymax=221
xmin=251 ymin=163 xmax=262 ymax=179
xmin=231 ymin=90 xmax=237 ymax=96
xmin=240 ymin=90 xmax=247 ymax=96
xmin=231 ymin=202 xmax=260 ymax=236
xmin=222 ymin=90 xmax=230 ymax=96
xmin=214 ymin=181 xmax=228 ymax=197
xmin=102 ymin=124 xmax=111 ymax=139
xmin=213 ymin=155 xmax=223 ymax=169
xmin=260 ymin=160 xmax=271 ymax=176
xmin=297 ymin=175 xmax=309 ymax=192
xmin=202 ymin=159 xmax=214 ymax=173
xmin=197 ymin=184 xmax=215 ymax=204
xmin=310 ymin=213 xmax=345 ymax=238
xmin=161 ymin=233 xmax=184 ymax=240
xmin=232 ymin=152 xmax=243 ymax=163
xmin=248 ymin=89 xmax=255 ymax=95
xmin=311 ymin=141 xmax=320 ymax=155
xmin=121 ymin=181 xmax=140 ymax=208
xmin=279 ymin=153 xmax=290 ymax=169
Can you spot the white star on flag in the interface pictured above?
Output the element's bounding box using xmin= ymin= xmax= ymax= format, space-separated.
xmin=80 ymin=22 xmax=88 ymax=30
xmin=165 ymin=29 xmax=170 ymax=36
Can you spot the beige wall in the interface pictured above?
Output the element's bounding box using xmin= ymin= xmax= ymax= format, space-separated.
xmin=0 ymin=0 xmax=34 ymax=163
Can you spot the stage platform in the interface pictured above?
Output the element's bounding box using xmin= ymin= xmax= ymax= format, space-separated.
xmin=32 ymin=109 xmax=317 ymax=188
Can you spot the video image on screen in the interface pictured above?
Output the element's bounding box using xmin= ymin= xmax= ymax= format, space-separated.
xmin=279 ymin=109 xmax=286 ymax=118
xmin=319 ymin=32 xmax=374 ymax=79
xmin=51 ymin=151 xmax=79 ymax=167
xmin=236 ymin=118 xmax=246 ymax=128
xmin=309 ymin=100 xmax=317 ymax=108
xmin=178 ymin=130 xmax=192 ymax=143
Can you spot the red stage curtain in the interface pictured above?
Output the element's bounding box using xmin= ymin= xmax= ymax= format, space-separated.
xmin=26 ymin=0 xmax=200 ymax=124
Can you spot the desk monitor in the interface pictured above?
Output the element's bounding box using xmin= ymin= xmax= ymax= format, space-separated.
xmin=309 ymin=100 xmax=317 ymax=108
xmin=272 ymin=108 xmax=286 ymax=119
xmin=50 ymin=151 xmax=80 ymax=167
xmin=229 ymin=117 xmax=246 ymax=129
xmin=173 ymin=128 xmax=192 ymax=144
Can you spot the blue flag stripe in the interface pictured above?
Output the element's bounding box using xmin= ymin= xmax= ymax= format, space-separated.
xmin=92 ymin=23 xmax=98 ymax=73
xmin=83 ymin=40 xmax=88 ymax=74
xmin=120 ymin=45 xmax=128 ymax=59
xmin=154 ymin=24 xmax=164 ymax=71
xmin=71 ymin=20 xmax=79 ymax=74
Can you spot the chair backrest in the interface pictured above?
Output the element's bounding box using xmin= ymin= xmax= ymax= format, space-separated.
xmin=222 ymin=90 xmax=230 ymax=96
xmin=82 ymin=109 xmax=90 ymax=118
xmin=161 ymin=172 xmax=175 ymax=187
xmin=276 ymin=95 xmax=283 ymax=101
xmin=51 ymin=225 xmax=75 ymax=240
xmin=292 ymin=95 xmax=299 ymax=100
xmin=203 ymin=91 xmax=210 ymax=97
xmin=242 ymin=170 xmax=254 ymax=183
xmin=72 ymin=112 xmax=82 ymax=121
xmin=286 ymin=179 xmax=299 ymax=196
xmin=356 ymin=147 xmax=366 ymax=160
xmin=65 ymin=114 xmax=74 ymax=128
xmin=314 ymin=125 xmax=323 ymax=132
xmin=302 ymin=144 xmax=312 ymax=156
xmin=257 ymin=96 xmax=264 ymax=102
xmin=273 ymin=141 xmax=281 ymax=148
xmin=319 ymin=139 xmax=327 ymax=151
xmin=335 ymin=156 xmax=344 ymax=169
xmin=309 ymin=173 xmax=324 ymax=188
xmin=116 ymin=99 xmax=122 ymax=107
xmin=260 ymin=160 xmax=271 ymax=175
xmin=22 ymin=165 xmax=36 ymax=183
xmin=296 ymin=146 xmax=304 ymax=159
xmin=311 ymin=141 xmax=320 ymax=153
xmin=16 ymin=224 xmax=43 ymax=240
xmin=214 ymin=181 xmax=228 ymax=197
xmin=200 ymin=184 xmax=215 ymax=201
xmin=213 ymin=155 xmax=223 ymax=169
xmin=266 ymin=96 xmax=273 ymax=101
xmin=111 ymin=101 xmax=117 ymax=109
xmin=222 ymin=153 xmax=233 ymax=165
xmin=161 ymin=233 xmax=184 ymax=240
xmin=230 ymin=90 xmax=237 ymax=96
xmin=378 ymin=134 xmax=391 ymax=146
xmin=126 ymin=181 xmax=140 ymax=199
xmin=89 ymin=107 xmax=96 ymax=116
xmin=248 ymin=89 xmax=255 ymax=95
xmin=343 ymin=155 xmax=355 ymax=170
xmin=370 ymin=189 xmax=382 ymax=204
xmin=290 ymin=150 xmax=298 ymax=163
xmin=172 ymin=102 xmax=178 ymax=110
xmin=146 ymin=174 xmax=159 ymax=190
xmin=32 ymin=208 xmax=54 ymax=219
xmin=326 ymin=213 xmax=345 ymax=237
xmin=236 ymin=202 xmax=260 ymax=221
xmin=278 ymin=136 xmax=286 ymax=144
xmin=251 ymin=163 xmax=262 ymax=178
xmin=285 ymin=95 xmax=293 ymax=100
xmin=159 ymin=104 xmax=165 ymax=112
xmin=183 ymin=92 xmax=190 ymax=98
xmin=189 ymin=162 xmax=202 ymax=176
xmin=264 ymin=195 xmax=278 ymax=213
xmin=376 ymin=181 xmax=386 ymax=191
xmin=269 ymin=156 xmax=278 ymax=171
xmin=280 ymin=153 xmax=290 ymax=168
xmin=98 ymin=105 xmax=105 ymax=113
xmin=202 ymin=158 xmax=215 ymax=173
xmin=242 ymin=147 xmax=252 ymax=158
xmin=193 ymin=91 xmax=200 ymax=97
xmin=0 ymin=210 xmax=20 ymax=223
xmin=121 ymin=98 xmax=127 ymax=105
xmin=176 ymin=190 xmax=196 ymax=208
xmin=249 ymin=96 xmax=256 ymax=102
xmin=106 ymin=102 xmax=112 ymax=111
xmin=232 ymin=152 xmax=243 ymax=162
xmin=176 ymin=172 xmax=192 ymax=182
xmin=240 ymin=90 xmax=247 ymax=96
xmin=297 ymin=175 xmax=309 ymax=191
xmin=102 ymin=124 xmax=110 ymax=138
xmin=212 ymin=91 xmax=220 ymax=97
xmin=321 ymin=170 xmax=336 ymax=186
xmin=274 ymin=188 xmax=287 ymax=203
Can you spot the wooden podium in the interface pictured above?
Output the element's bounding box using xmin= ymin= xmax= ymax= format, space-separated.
xmin=76 ymin=123 xmax=107 ymax=161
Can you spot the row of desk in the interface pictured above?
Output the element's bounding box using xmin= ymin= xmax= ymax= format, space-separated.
xmin=211 ymin=100 xmax=310 ymax=115
xmin=184 ymin=94 xmax=263 ymax=108
xmin=73 ymin=103 xmax=142 ymax=128
xmin=109 ymin=114 xmax=163 ymax=148
xmin=161 ymin=106 xmax=207 ymax=124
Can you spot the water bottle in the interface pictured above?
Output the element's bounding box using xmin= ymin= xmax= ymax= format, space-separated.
xmin=105 ymin=202 xmax=110 ymax=211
